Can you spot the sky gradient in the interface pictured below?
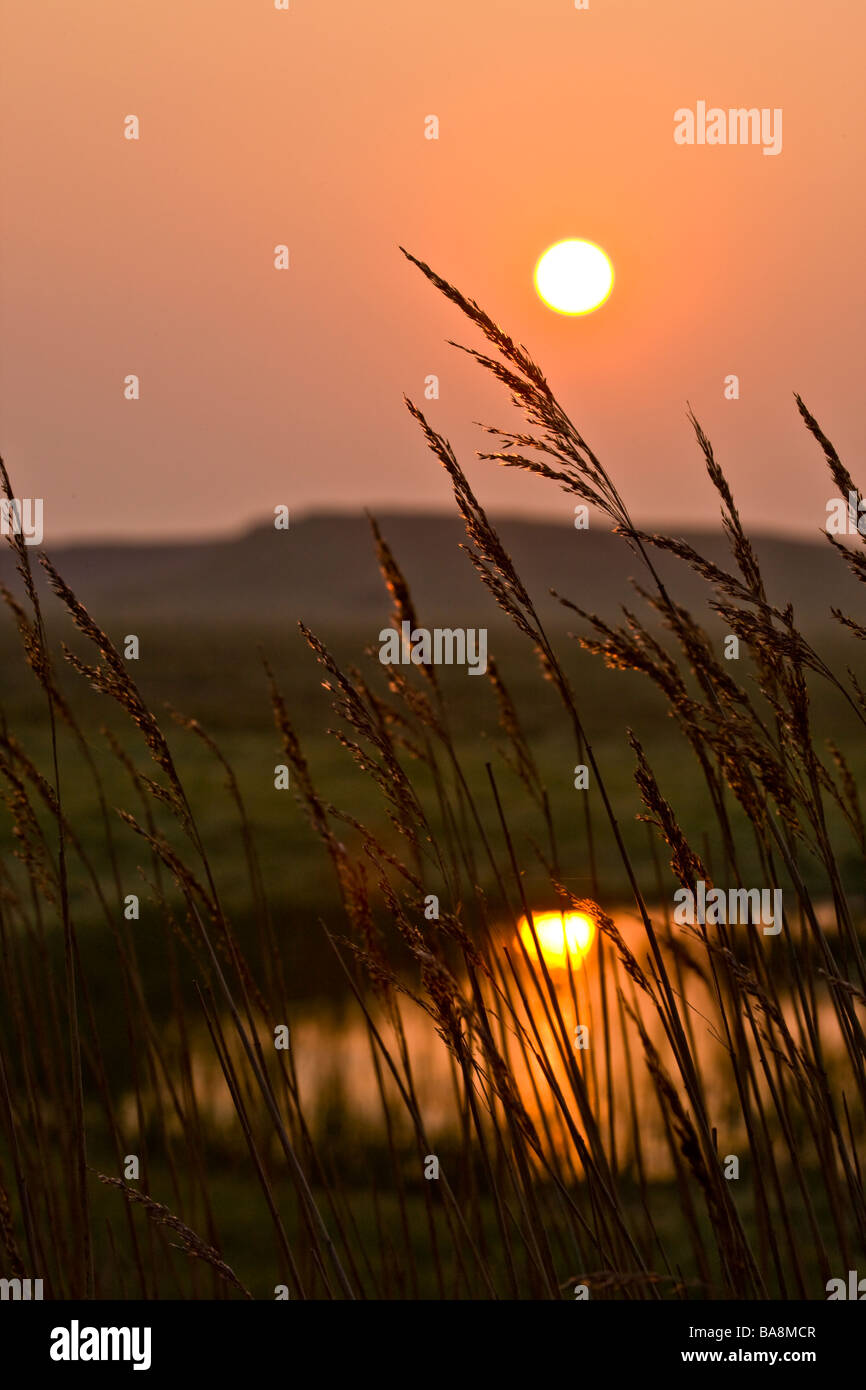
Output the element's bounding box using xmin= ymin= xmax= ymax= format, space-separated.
xmin=1 ymin=0 xmax=863 ymax=541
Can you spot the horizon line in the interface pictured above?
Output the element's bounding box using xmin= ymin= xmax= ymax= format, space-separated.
xmin=10 ymin=506 xmax=833 ymax=552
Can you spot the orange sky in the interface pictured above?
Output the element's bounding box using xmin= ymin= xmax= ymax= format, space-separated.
xmin=1 ymin=0 xmax=863 ymax=541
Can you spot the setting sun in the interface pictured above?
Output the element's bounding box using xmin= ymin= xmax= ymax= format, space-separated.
xmin=518 ymin=910 xmax=596 ymax=970
xmin=534 ymin=239 xmax=614 ymax=315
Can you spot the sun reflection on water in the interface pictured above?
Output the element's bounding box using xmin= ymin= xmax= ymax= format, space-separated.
xmin=517 ymin=909 xmax=596 ymax=971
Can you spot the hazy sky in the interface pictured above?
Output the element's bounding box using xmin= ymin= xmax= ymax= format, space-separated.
xmin=1 ymin=0 xmax=864 ymax=541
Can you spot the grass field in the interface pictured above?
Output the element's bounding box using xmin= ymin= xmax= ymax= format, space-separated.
xmin=2 ymin=256 xmax=866 ymax=1300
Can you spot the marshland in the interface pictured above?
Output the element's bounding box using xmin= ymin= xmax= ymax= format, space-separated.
xmin=1 ymin=255 xmax=864 ymax=1301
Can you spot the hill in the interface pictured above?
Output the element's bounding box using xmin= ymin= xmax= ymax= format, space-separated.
xmin=0 ymin=512 xmax=855 ymax=630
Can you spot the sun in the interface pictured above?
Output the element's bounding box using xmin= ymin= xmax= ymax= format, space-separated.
xmin=534 ymin=239 xmax=614 ymax=315
xmin=518 ymin=910 xmax=596 ymax=971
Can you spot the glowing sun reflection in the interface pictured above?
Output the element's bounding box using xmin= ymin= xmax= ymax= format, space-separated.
xmin=518 ymin=910 xmax=596 ymax=971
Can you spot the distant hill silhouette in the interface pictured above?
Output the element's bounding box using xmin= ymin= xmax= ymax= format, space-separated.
xmin=0 ymin=513 xmax=854 ymax=629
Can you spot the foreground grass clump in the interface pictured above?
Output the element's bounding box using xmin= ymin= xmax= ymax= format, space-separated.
xmin=0 ymin=254 xmax=865 ymax=1298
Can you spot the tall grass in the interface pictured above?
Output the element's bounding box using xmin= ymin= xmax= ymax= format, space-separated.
xmin=0 ymin=256 xmax=864 ymax=1299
